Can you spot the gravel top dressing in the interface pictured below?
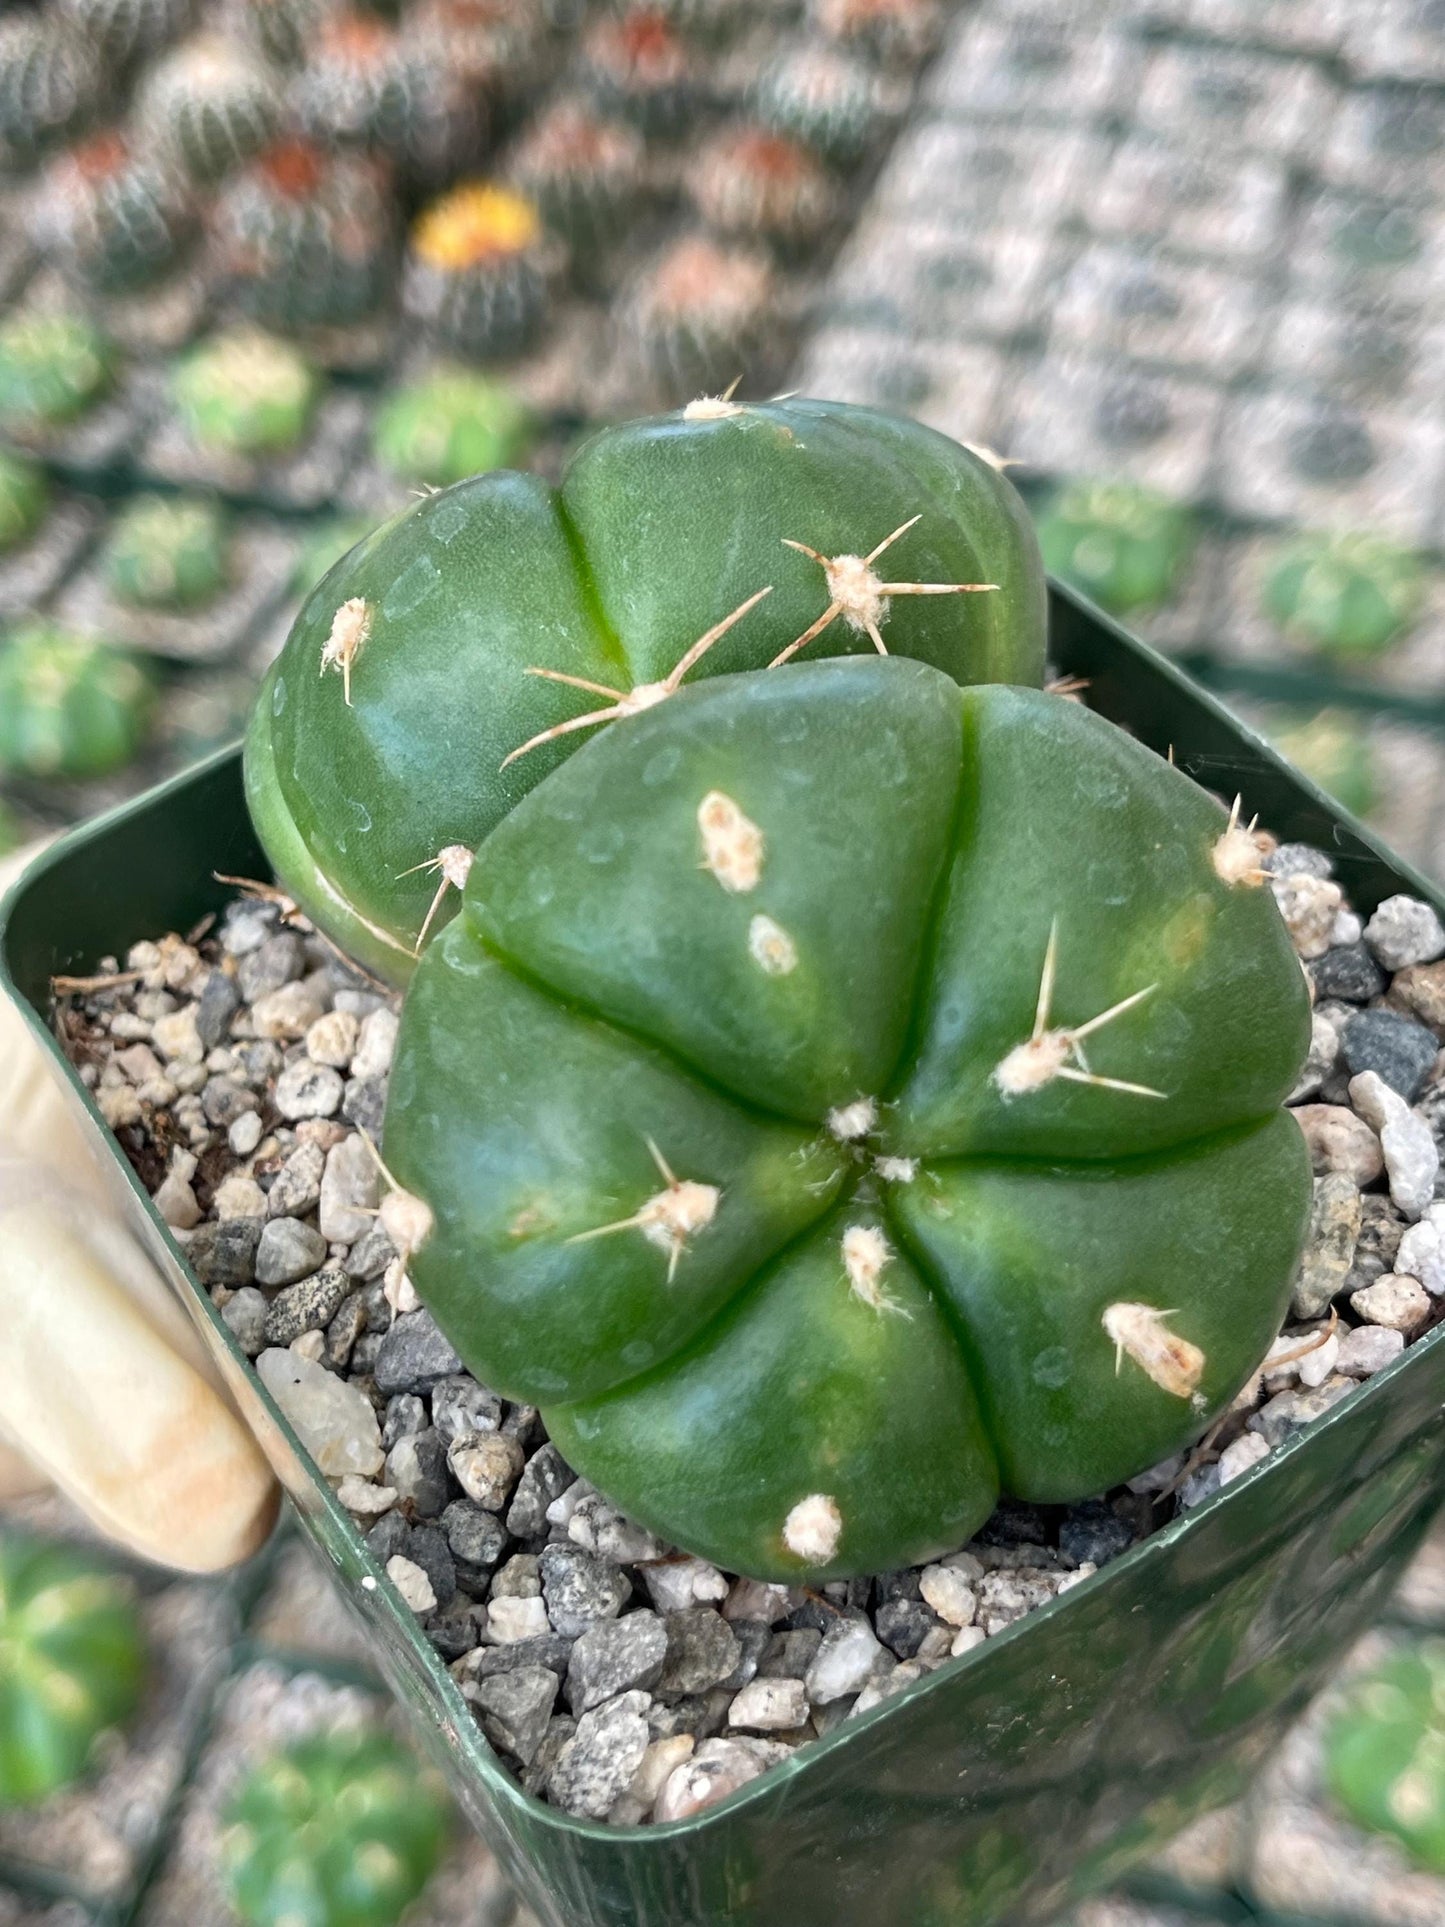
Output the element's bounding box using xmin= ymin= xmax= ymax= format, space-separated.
xmin=52 ymin=811 xmax=1445 ymax=1827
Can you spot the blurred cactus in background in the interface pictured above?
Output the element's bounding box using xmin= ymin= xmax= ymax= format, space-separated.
xmin=103 ymin=494 xmax=229 ymax=610
xmin=1035 ymin=479 xmax=1196 ymax=617
xmin=0 ymin=451 xmax=49 ymax=555
xmin=1261 ymin=529 xmax=1424 ymax=659
xmin=1326 ymin=1640 xmax=1445 ymax=1872
xmin=138 ymin=34 xmax=278 ymax=186
xmin=38 ymin=132 xmax=195 ymax=294
xmin=172 ymin=330 xmax=319 ymax=455
xmin=0 ymin=311 xmax=113 ymax=430
xmin=403 ymin=182 xmax=558 ymax=357
xmin=372 ymin=367 xmax=531 ymax=486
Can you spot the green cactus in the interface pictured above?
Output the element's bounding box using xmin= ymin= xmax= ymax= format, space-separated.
xmin=293 ymin=12 xmax=480 ymax=186
xmin=289 ymin=514 xmax=380 ymax=600
xmin=172 ymin=330 xmax=320 ymax=457
xmin=1035 ymin=481 xmax=1197 ymax=618
xmin=244 ymin=397 xmax=1048 ymax=983
xmin=58 ymin=0 xmax=192 ymax=70
xmin=1326 ymin=1641 xmax=1445 ymax=1871
xmin=752 ymin=44 xmax=888 ymax=167
xmin=0 ymin=450 xmax=49 ymax=554
xmin=0 ymin=311 xmax=114 ymax=432
xmin=506 ymin=96 xmax=645 ymax=259
xmin=625 ymin=234 xmax=776 ymax=396
xmin=0 ymin=1536 xmax=146 ymax=1805
xmin=372 ymin=369 xmax=531 ymax=488
xmin=215 ymin=141 xmax=394 ymax=333
xmin=580 ymin=8 xmax=698 ymax=137
xmin=40 ymin=132 xmax=195 ymax=295
xmin=1269 ymin=709 xmax=1377 ymax=821
xmin=219 ymin=1728 xmax=449 ymax=1927
xmin=0 ymin=623 xmax=153 ymax=780
xmin=686 ymin=123 xmax=838 ymax=251
xmin=402 ymin=182 xmax=556 ymax=359
xmin=381 ymin=657 xmax=1311 ymax=1580
xmin=138 ymin=34 xmax=278 ymax=186
xmin=0 ymin=17 xmax=103 ymax=162
xmin=1260 ymin=530 xmax=1425 ymax=658
xmin=103 ymin=494 xmax=229 ymax=611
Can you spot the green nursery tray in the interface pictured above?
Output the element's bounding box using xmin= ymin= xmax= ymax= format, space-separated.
xmin=4 ymin=584 xmax=1445 ymax=1927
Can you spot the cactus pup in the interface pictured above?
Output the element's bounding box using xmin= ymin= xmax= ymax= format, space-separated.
xmin=245 ymin=396 xmax=1047 ymax=982
xmin=402 ymin=183 xmax=560 ymax=360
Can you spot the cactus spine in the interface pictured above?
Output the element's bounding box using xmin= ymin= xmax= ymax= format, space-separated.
xmin=0 ymin=623 xmax=153 ymax=780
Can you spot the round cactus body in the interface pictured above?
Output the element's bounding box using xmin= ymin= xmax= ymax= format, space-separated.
xmin=580 ymin=9 xmax=698 ymax=136
xmin=215 ymin=141 xmax=394 ymax=333
xmin=139 ymin=34 xmax=277 ymax=185
xmin=39 ymin=132 xmax=195 ymax=295
xmin=382 ymin=658 xmax=1312 ymax=1581
xmin=293 ymin=12 xmax=480 ymax=185
xmin=623 ymin=233 xmax=774 ymax=395
xmin=752 ymin=44 xmax=887 ymax=166
xmin=59 ymin=0 xmax=192 ymax=70
xmin=104 ymin=493 xmax=229 ymax=610
xmin=402 ymin=183 xmax=557 ymax=359
xmin=244 ymin=397 xmax=1048 ymax=983
xmin=686 ymin=123 xmax=838 ymax=250
xmin=0 ymin=450 xmax=48 ymax=554
xmin=1270 ymin=709 xmax=1377 ymax=820
xmin=1326 ymin=1642 xmax=1445 ymax=1870
xmin=506 ymin=97 xmax=645 ymax=258
xmin=0 ymin=18 xmax=103 ymax=162
xmin=0 ymin=1537 xmax=146 ymax=1807
xmin=172 ymin=330 xmax=319 ymax=456
xmin=1261 ymin=530 xmax=1424 ymax=658
xmin=1035 ymin=480 xmax=1196 ymax=617
xmin=220 ymin=1729 xmax=448 ymax=1927
xmin=0 ymin=623 xmax=153 ymax=780
xmin=372 ymin=369 xmax=531 ymax=487
xmin=0 ymin=311 xmax=113 ymax=431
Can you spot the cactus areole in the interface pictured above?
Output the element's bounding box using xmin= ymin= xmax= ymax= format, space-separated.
xmin=244 ymin=398 xmax=1048 ymax=983
xmin=379 ymin=657 xmax=1312 ymax=1581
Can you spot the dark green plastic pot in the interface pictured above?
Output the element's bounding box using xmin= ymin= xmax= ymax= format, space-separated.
xmin=4 ymin=585 xmax=1445 ymax=1927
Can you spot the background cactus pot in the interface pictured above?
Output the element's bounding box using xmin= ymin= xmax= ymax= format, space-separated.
xmin=244 ymin=397 xmax=1047 ymax=985
xmin=386 ymin=660 xmax=1311 ymax=1579
xmin=7 ymin=594 xmax=1445 ymax=1927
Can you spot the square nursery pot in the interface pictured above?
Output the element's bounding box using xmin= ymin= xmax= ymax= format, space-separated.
xmin=5 ymin=583 xmax=1445 ymax=1927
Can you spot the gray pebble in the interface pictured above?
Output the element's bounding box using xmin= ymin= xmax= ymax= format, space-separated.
xmin=729 ymin=1676 xmax=808 ymax=1733
xmin=507 ymin=1443 xmax=575 ymax=1539
xmin=387 ymin=1428 xmax=450 ymax=1517
xmin=1336 ymin=1325 xmax=1407 ymax=1375
xmin=201 ymin=1075 xmax=257 ymax=1128
xmin=1058 ymin=1500 xmax=1135 ymax=1568
xmin=473 ymin=1667 xmax=560 ymax=1767
xmin=255 ymin=1216 xmax=329 ymax=1287
xmin=237 ymin=931 xmax=307 ymax=1002
xmin=341 ymin=1075 xmax=388 ymax=1136
xmin=319 ymin=1133 xmax=378 ymax=1243
xmin=263 ymin=1264 xmax=352 ymax=1343
xmin=567 ymin=1611 xmax=669 ymax=1713
xmin=759 ymin=1628 xmax=823 ymax=1679
xmin=524 ymin=1716 xmax=576 ymax=1798
xmin=381 ymin=1393 xmax=428 ymax=1448
xmin=540 ymin=1544 xmax=632 ymax=1638
xmin=229 ymin=1111 xmax=264 ymax=1158
xmin=805 ymin=1619 xmax=887 ymax=1705
xmin=1249 ymin=1374 xmax=1356 ymax=1446
xmin=547 ymin=1691 xmax=652 ymax=1820
xmin=188 ymin=1216 xmax=261 ymax=1287
xmin=1263 ymin=843 xmax=1333 ymax=879
xmin=365 ymin=1512 xmax=412 ymax=1565
xmin=267 ymin=1142 xmax=326 ymax=1218
xmin=449 ymin=1432 xmax=525 ymax=1511
xmin=719 ymin=1619 xmax=770 ymax=1694
xmin=275 ymin=1060 xmax=345 ymax=1121
xmin=374 ymin=1309 xmax=464 ymax=1396
xmin=1346 ymin=1194 xmax=1406 ymax=1294
xmin=407 ymin=1521 xmax=457 ymax=1607
xmin=492 ymin=1553 xmax=542 ymax=1599
xmin=220 ymin=1285 xmax=269 ymax=1356
xmin=221 ymin=904 xmax=276 ymax=957
xmin=344 ymin=1225 xmax=396 ymax=1281
xmin=432 ymin=1375 xmax=503 ymax=1441
xmin=1364 ymin=895 xmax=1445 ymax=971
xmin=351 ymin=1007 xmax=399 ymax=1080
xmin=239 ymin=1040 xmax=283 ymax=1086
xmin=324 ymin=1292 xmax=368 ymax=1370
xmin=194 ymin=968 xmax=241 ymax=1049
xmin=1310 ymin=943 xmax=1388 ymax=1003
xmin=658 ymin=1609 xmax=741 ymax=1697
xmin=442 ymin=1499 xmax=509 ymax=1583
xmin=1293 ymin=1173 xmax=1363 ymax=1320
xmin=464 ymin=1634 xmax=575 ymax=1683
xmin=875 ymin=1598 xmax=938 ymax=1660
xmin=1341 ymin=1009 xmax=1441 ymax=1103
xmin=428 ymin=1601 xmax=487 ymax=1662
xmin=351 ymin=1331 xmax=384 ymax=1373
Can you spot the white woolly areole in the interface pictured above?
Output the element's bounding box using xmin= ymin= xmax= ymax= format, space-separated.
xmin=638 ymin=1179 xmax=720 ymax=1255
xmin=822 ymin=553 xmax=889 ymax=634
xmin=827 ymin=1096 xmax=877 ymax=1141
xmin=617 ymin=680 xmax=672 ymax=717
xmin=320 ymin=596 xmax=371 ymax=701
xmin=875 ymin=1155 xmax=917 ymax=1183
xmin=1101 ymin=1302 xmax=1205 ymax=1399
xmin=435 ymin=844 xmax=474 ymax=889
xmin=748 ymin=914 xmax=797 ymax=975
xmin=783 ymin=1492 xmax=842 ymax=1564
xmin=379 ymin=1187 xmax=435 ymax=1257
xmin=698 ymin=790 xmax=764 ymax=892
xmin=842 ymin=1223 xmax=904 ymax=1316
xmin=1212 ymin=823 xmax=1266 ymax=887
xmin=994 ymin=1031 xmax=1073 ymax=1096
xmin=684 ymin=394 xmax=744 ymax=420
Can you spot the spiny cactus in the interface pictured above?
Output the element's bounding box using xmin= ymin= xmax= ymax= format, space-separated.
xmin=215 ymin=141 xmax=394 ymax=334
xmin=505 ymin=97 xmax=645 ymax=259
xmin=233 ymin=0 xmax=323 ymax=69
xmin=172 ymin=329 xmax=320 ymax=456
xmin=0 ymin=310 xmax=113 ymax=431
xmin=410 ymin=0 xmax=547 ymax=100
xmin=58 ymin=0 xmax=193 ymax=70
xmin=1035 ymin=480 xmax=1197 ymax=618
xmin=244 ymin=397 xmax=1048 ymax=981
xmin=402 ymin=183 xmax=558 ymax=359
xmin=1269 ymin=709 xmax=1377 ymax=821
xmin=219 ymin=1728 xmax=450 ymax=1927
xmin=0 ymin=17 xmax=103 ymax=163
xmin=0 ymin=622 xmax=153 ymax=781
xmin=0 ymin=450 xmax=49 ymax=554
xmin=808 ymin=0 xmax=943 ymax=68
xmin=1261 ymin=530 xmax=1425 ymax=658
xmin=380 ymin=657 xmax=1311 ymax=1580
xmin=37 ymin=132 xmax=195 ymax=295
xmin=622 ymin=233 xmax=775 ymax=395
xmin=372 ymin=368 xmax=532 ymax=487
xmin=579 ymin=8 xmax=699 ymax=136
xmin=752 ymin=43 xmax=888 ymax=166
xmin=103 ymin=493 xmax=229 ymax=610
xmin=138 ymin=34 xmax=277 ymax=186
xmin=686 ymin=123 xmax=838 ymax=251
xmin=0 ymin=1537 xmax=147 ymax=1807
xmin=1326 ymin=1641 xmax=1445 ymax=1871
xmin=293 ymin=12 xmax=481 ymax=185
